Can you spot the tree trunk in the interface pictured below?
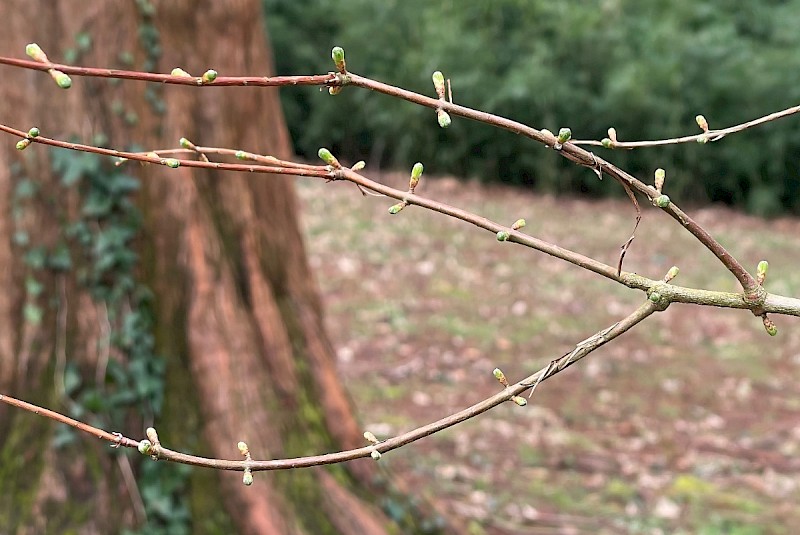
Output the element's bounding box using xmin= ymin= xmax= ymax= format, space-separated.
xmin=0 ymin=2 xmax=440 ymax=533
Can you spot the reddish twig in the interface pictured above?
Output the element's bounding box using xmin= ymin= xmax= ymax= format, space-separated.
xmin=0 ymin=300 xmax=659 ymax=471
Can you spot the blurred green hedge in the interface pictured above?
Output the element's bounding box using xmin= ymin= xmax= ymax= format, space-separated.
xmin=264 ymin=0 xmax=800 ymax=215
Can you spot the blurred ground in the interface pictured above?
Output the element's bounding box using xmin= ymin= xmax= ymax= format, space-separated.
xmin=298 ymin=172 xmax=800 ymax=535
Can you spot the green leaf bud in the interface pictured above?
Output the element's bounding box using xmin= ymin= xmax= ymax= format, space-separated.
xmin=664 ymin=266 xmax=680 ymax=282
xmin=654 ymin=194 xmax=671 ymax=208
xmin=16 ymin=139 xmax=31 ymax=151
xmin=409 ymin=162 xmax=424 ymax=190
xmin=242 ymin=471 xmax=254 ymax=486
xmin=411 ymin=162 xmax=424 ymax=181
xmin=757 ymin=260 xmax=769 ymax=278
xmin=601 ymin=138 xmax=613 ymax=149
xmin=331 ymin=46 xmax=346 ymax=72
xmin=432 ymin=71 xmax=446 ymax=97
xmin=763 ymin=316 xmax=777 ymax=336
xmin=328 ymin=86 xmax=343 ymax=96
xmin=51 ymin=71 xmax=72 ymax=89
xmin=137 ymin=440 xmax=152 ymax=455
xmin=27 ymin=127 xmax=40 ymax=138
xmin=437 ymin=109 xmax=451 ymax=128
xmin=237 ymin=441 xmax=249 ymax=456
xmin=170 ymin=67 xmax=192 ymax=78
xmin=164 ymin=158 xmax=181 ymax=168
xmin=235 ymin=150 xmax=248 ymax=160
xmin=496 ymin=231 xmax=510 ymax=242
xmin=363 ymin=431 xmax=379 ymax=444
xmin=388 ymin=202 xmax=407 ymax=214
xmin=25 ymin=43 xmax=48 ymax=62
xmin=511 ymin=218 xmax=526 ymax=230
xmin=371 ymin=450 xmax=382 ymax=461
xmin=512 ymin=396 xmax=528 ymax=406
xmin=179 ymin=137 xmax=192 ymax=149
xmin=351 ymin=161 xmax=365 ymax=171
xmin=648 ymin=291 xmax=662 ymax=303
xmin=493 ymin=368 xmax=508 ymax=385
xmin=557 ymin=128 xmax=572 ymax=144
xmin=201 ymin=69 xmax=217 ymax=83
xmin=695 ymin=114 xmax=709 ymax=132
xmin=654 ymin=168 xmax=666 ymax=192
xmin=317 ymin=147 xmax=340 ymax=167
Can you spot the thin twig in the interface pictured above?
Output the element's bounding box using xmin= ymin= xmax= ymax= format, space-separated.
xmin=573 ymin=103 xmax=800 ymax=148
xmin=0 ymin=301 xmax=659 ymax=471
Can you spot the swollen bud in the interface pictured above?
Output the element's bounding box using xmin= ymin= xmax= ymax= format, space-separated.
xmin=695 ymin=114 xmax=709 ymax=132
xmin=511 ymin=396 xmax=528 ymax=407
xmin=164 ymin=158 xmax=181 ymax=168
xmin=493 ymin=368 xmax=509 ymax=386
xmin=363 ymin=431 xmax=379 ymax=444
xmin=170 ymin=67 xmax=192 ymax=78
xmin=137 ymin=440 xmax=152 ymax=455
xmin=242 ymin=471 xmax=254 ymax=486
xmin=237 ymin=441 xmax=250 ymax=456
xmin=331 ymin=46 xmax=346 ymax=73
xmin=317 ymin=147 xmax=340 ymax=167
xmin=27 ymin=127 xmax=40 ymax=138
xmin=25 ymin=43 xmax=48 ymax=63
xmin=653 ymin=195 xmax=671 ymax=208
xmin=371 ymin=450 xmax=382 ymax=461
xmin=432 ymin=71 xmax=446 ymax=98
xmin=179 ymin=137 xmax=192 ymax=149
xmin=664 ymin=266 xmax=680 ymax=283
xmin=409 ymin=162 xmax=424 ymax=190
xmin=757 ymin=260 xmax=769 ymax=285
xmin=496 ymin=231 xmax=510 ymax=242
xmin=437 ymin=109 xmax=451 ymax=128
xmin=763 ymin=315 xmax=777 ymax=336
xmin=202 ymin=69 xmax=217 ymax=83
xmin=557 ymin=128 xmax=572 ymax=144
xmin=388 ymin=202 xmax=407 ymax=215
xmin=16 ymin=139 xmax=31 ymax=151
xmin=511 ymin=218 xmax=526 ymax=230
xmin=655 ymin=168 xmax=666 ymax=193
xmin=601 ymin=138 xmax=613 ymax=149
xmin=51 ymin=71 xmax=72 ymax=89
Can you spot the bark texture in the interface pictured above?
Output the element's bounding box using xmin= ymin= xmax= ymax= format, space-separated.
xmin=0 ymin=2 xmax=419 ymax=533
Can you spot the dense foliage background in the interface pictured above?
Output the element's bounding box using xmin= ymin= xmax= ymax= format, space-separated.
xmin=264 ymin=0 xmax=800 ymax=215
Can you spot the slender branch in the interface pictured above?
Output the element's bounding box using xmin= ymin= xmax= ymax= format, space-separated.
xmin=0 ymin=393 xmax=138 ymax=447
xmin=344 ymin=74 xmax=762 ymax=297
xmin=0 ymin=124 xmax=332 ymax=180
xmin=573 ymin=103 xmax=800 ymax=148
xmin=0 ymin=52 xmax=773 ymax=294
xmin=0 ymin=55 xmax=336 ymax=88
xmin=0 ymin=301 xmax=658 ymax=471
xmin=5 ymin=122 xmax=798 ymax=317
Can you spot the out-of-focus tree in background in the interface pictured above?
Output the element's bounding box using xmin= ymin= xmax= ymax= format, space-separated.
xmin=265 ymin=0 xmax=800 ymax=215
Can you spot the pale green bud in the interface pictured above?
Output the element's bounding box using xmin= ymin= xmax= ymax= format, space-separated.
xmin=27 ymin=127 xmax=40 ymax=138
xmin=437 ymin=109 xmax=451 ymax=128
xmin=557 ymin=128 xmax=572 ymax=143
xmin=202 ymin=69 xmax=217 ymax=83
xmin=242 ymin=471 xmax=254 ymax=486
xmin=331 ymin=47 xmax=346 ymax=72
xmin=654 ymin=195 xmax=671 ymax=208
xmin=496 ymin=231 xmax=510 ymax=242
xmin=25 ymin=43 xmax=48 ymax=62
xmin=317 ymin=147 xmax=340 ymax=167
xmin=164 ymin=158 xmax=181 ymax=168
xmin=371 ymin=450 xmax=382 ymax=461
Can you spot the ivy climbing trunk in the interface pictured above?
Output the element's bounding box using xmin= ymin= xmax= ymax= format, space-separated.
xmin=0 ymin=2 xmax=443 ymax=534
